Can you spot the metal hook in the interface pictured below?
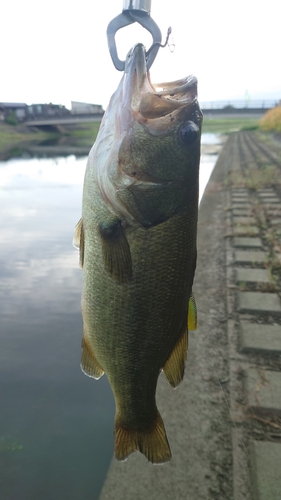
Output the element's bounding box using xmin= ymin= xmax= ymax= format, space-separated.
xmin=106 ymin=1 xmax=162 ymax=71
xmin=145 ymin=26 xmax=172 ymax=60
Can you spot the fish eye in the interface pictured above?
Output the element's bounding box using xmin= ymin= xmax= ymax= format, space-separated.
xmin=179 ymin=121 xmax=199 ymax=145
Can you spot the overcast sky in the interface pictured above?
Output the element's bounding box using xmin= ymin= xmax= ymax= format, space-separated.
xmin=1 ymin=0 xmax=280 ymax=110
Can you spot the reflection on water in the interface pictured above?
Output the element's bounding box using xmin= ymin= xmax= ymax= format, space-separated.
xmin=0 ymin=134 xmax=219 ymax=499
xmin=199 ymin=133 xmax=220 ymax=202
xmin=0 ymin=154 xmax=115 ymax=500
xmin=199 ymin=153 xmax=219 ymax=201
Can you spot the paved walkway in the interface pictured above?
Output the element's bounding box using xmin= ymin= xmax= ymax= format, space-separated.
xmin=224 ymin=131 xmax=281 ymax=500
xmin=99 ymin=131 xmax=281 ymax=500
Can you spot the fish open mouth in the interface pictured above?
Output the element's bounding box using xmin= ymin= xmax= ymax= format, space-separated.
xmin=139 ymin=75 xmax=198 ymax=119
xmin=122 ymin=43 xmax=199 ymax=121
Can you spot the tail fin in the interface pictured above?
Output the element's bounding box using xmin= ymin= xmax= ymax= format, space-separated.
xmin=114 ymin=410 xmax=171 ymax=464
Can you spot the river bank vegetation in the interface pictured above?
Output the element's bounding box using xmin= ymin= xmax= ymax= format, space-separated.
xmin=0 ymin=114 xmax=280 ymax=159
xmin=260 ymin=106 xmax=281 ymax=134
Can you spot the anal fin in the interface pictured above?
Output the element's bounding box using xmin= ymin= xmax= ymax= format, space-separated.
xmin=188 ymin=292 xmax=197 ymax=331
xmin=99 ymin=220 xmax=132 ymax=283
xmin=163 ymin=329 xmax=188 ymax=388
xmin=163 ymin=293 xmax=197 ymax=388
xmin=81 ymin=336 xmax=104 ymax=379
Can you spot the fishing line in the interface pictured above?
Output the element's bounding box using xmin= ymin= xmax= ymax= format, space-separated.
xmin=145 ymin=26 xmax=172 ymax=60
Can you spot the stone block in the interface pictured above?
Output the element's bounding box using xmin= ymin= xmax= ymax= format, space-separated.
xmin=271 ymin=219 xmax=281 ymax=226
xmin=261 ymin=196 xmax=281 ymax=205
xmin=259 ymin=194 xmax=277 ymax=199
xmin=232 ymin=197 xmax=249 ymax=203
xmin=258 ymin=190 xmax=276 ymax=196
xmin=238 ymin=292 xmax=281 ymax=315
xmin=232 ymin=203 xmax=252 ymax=210
xmin=275 ymin=254 xmax=281 ymax=265
xmin=236 ymin=268 xmax=271 ymax=284
xmin=250 ymin=440 xmax=281 ymax=500
xmin=235 ymin=251 xmax=266 ymax=264
xmin=233 ymin=209 xmax=252 ymax=216
xmin=233 ymin=226 xmax=259 ymax=236
xmin=233 ymin=237 xmax=263 ymax=248
xmin=266 ymin=209 xmax=281 ymax=216
xmin=245 ymin=368 xmax=281 ymax=414
xmin=233 ymin=216 xmax=256 ymax=225
xmin=239 ymin=321 xmax=281 ymax=353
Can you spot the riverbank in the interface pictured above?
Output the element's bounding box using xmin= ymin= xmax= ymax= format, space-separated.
xmin=0 ymin=117 xmax=260 ymax=160
xmin=0 ymin=122 xmax=49 ymax=152
xmin=0 ymin=121 xmax=101 ymax=160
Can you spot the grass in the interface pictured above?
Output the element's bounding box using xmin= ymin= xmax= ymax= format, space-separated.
xmin=0 ymin=122 xmax=58 ymax=156
xmin=202 ymin=117 xmax=259 ymax=134
xmin=62 ymin=122 xmax=101 ymax=147
xmin=0 ymin=116 xmax=274 ymax=158
xmin=260 ymin=106 xmax=281 ymax=133
xmin=225 ymin=165 xmax=281 ymax=190
xmin=0 ymin=116 xmax=261 ymax=158
xmin=0 ymin=121 xmax=102 ymax=157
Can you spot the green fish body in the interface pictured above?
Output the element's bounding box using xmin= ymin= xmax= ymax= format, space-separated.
xmin=74 ymin=43 xmax=202 ymax=463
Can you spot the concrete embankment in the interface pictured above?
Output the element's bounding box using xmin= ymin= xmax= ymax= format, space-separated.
xmin=99 ymin=131 xmax=281 ymax=500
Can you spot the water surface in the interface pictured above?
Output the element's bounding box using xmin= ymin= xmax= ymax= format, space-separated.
xmin=0 ymin=155 xmax=115 ymax=499
xmin=0 ymin=134 xmax=220 ymax=499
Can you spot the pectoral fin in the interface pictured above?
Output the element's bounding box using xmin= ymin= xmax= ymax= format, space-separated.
xmin=81 ymin=336 xmax=104 ymax=379
xmin=73 ymin=218 xmax=84 ymax=268
xmin=99 ymin=220 xmax=132 ymax=283
xmin=188 ymin=293 xmax=197 ymax=331
xmin=163 ymin=329 xmax=188 ymax=388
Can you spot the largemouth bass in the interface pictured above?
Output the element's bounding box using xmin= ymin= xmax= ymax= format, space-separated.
xmin=74 ymin=43 xmax=202 ymax=464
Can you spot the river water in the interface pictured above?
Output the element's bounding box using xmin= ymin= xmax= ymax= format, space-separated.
xmin=0 ymin=134 xmax=221 ymax=499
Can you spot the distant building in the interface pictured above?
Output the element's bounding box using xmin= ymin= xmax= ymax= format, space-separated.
xmin=0 ymin=102 xmax=27 ymax=121
xmin=71 ymin=101 xmax=104 ymax=115
xmin=26 ymin=103 xmax=70 ymax=120
xmin=0 ymin=101 xmax=104 ymax=122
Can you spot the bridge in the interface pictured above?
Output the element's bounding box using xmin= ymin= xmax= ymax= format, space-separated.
xmin=24 ymin=113 xmax=104 ymax=129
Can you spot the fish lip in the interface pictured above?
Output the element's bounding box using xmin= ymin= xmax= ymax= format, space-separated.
xmin=124 ymin=43 xmax=146 ymax=78
xmin=123 ymin=43 xmax=153 ymax=101
xmin=123 ymin=44 xmax=198 ymax=105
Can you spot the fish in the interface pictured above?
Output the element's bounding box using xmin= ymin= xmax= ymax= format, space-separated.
xmin=73 ymin=42 xmax=202 ymax=464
